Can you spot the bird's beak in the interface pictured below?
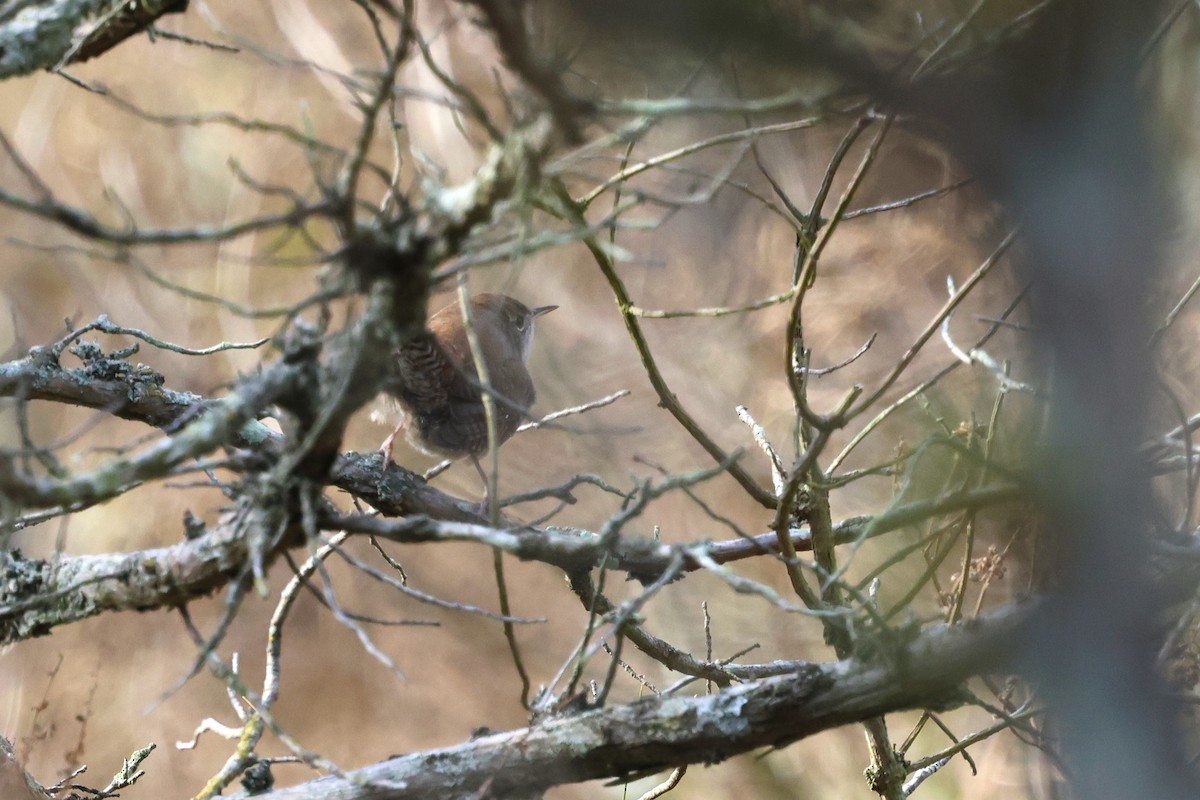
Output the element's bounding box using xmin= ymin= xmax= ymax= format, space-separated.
xmin=531 ymin=305 xmax=558 ymax=318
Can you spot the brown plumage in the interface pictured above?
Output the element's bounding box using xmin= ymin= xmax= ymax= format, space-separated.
xmin=379 ymin=293 xmax=555 ymax=461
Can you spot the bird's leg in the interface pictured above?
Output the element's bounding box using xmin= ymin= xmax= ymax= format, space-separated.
xmin=470 ymin=456 xmax=513 ymax=523
xmin=470 ymin=456 xmax=491 ymax=508
xmin=379 ymin=422 xmax=403 ymax=467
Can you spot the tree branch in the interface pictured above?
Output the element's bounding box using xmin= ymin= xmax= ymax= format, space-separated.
xmin=240 ymin=601 xmax=1034 ymax=799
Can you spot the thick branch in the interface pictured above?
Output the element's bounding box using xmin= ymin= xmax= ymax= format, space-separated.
xmin=0 ymin=362 xmax=301 ymax=508
xmin=0 ymin=0 xmax=189 ymax=78
xmin=242 ymin=602 xmax=1033 ymax=799
xmin=0 ymin=512 xmax=248 ymax=642
xmin=0 ymin=447 xmax=1020 ymax=645
xmin=0 ymin=345 xmax=202 ymax=428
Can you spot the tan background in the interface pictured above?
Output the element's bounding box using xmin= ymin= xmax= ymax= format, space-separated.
xmin=2 ymin=1 xmax=1198 ymax=798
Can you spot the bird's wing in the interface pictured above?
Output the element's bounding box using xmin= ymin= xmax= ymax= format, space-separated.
xmin=391 ymin=332 xmax=463 ymax=409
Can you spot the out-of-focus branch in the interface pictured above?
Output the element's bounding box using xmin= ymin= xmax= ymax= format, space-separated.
xmin=0 ymin=182 xmax=334 ymax=245
xmin=462 ymin=0 xmax=591 ymax=140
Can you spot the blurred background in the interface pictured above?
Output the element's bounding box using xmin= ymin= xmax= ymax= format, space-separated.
xmin=1 ymin=1 xmax=1198 ymax=797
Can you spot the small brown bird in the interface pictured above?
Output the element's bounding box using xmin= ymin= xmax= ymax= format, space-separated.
xmin=379 ymin=293 xmax=556 ymax=465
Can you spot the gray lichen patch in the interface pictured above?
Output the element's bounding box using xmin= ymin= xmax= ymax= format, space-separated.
xmin=0 ymin=548 xmax=55 ymax=641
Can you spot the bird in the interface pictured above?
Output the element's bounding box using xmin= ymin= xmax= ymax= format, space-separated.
xmin=378 ymin=293 xmax=556 ymax=468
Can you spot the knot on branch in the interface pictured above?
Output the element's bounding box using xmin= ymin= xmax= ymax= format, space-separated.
xmin=239 ymin=757 xmax=275 ymax=795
